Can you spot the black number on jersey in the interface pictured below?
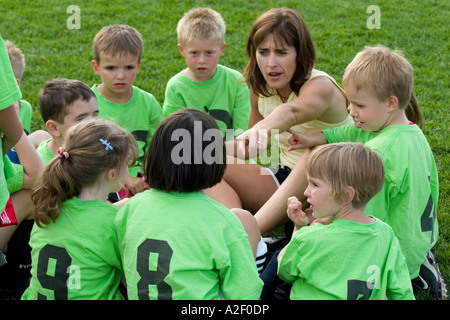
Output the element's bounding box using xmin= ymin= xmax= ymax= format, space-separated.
xmin=36 ymin=244 xmax=72 ymax=300
xmin=137 ymin=238 xmax=173 ymax=300
xmin=420 ymin=176 xmax=436 ymax=244
xmin=347 ymin=279 xmax=373 ymax=300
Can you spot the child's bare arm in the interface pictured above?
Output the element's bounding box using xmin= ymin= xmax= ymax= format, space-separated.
xmin=14 ymin=131 xmax=44 ymax=189
xmin=0 ymin=103 xmax=23 ymax=154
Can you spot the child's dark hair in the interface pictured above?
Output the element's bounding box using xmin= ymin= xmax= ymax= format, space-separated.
xmin=32 ymin=118 xmax=138 ymax=227
xmin=39 ymin=78 xmax=96 ymax=123
xmin=144 ymin=108 xmax=226 ymax=193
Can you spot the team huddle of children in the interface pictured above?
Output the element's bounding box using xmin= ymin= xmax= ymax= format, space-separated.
xmin=0 ymin=7 xmax=446 ymax=300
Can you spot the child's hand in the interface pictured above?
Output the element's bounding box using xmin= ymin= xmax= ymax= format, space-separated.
xmin=287 ymin=129 xmax=310 ymax=151
xmin=312 ymin=216 xmax=333 ymax=225
xmin=125 ymin=175 xmax=150 ymax=195
xmin=287 ymin=196 xmax=310 ymax=229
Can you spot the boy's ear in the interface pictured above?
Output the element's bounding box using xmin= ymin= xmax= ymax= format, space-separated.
xmin=91 ymin=60 xmax=101 ymax=75
xmin=45 ymin=120 xmax=62 ymax=138
xmin=387 ymin=95 xmax=399 ymax=112
xmin=136 ymin=60 xmax=142 ymax=73
xmin=341 ymin=186 xmax=356 ymax=205
xmin=220 ymin=43 xmax=226 ymax=55
xmin=177 ymin=43 xmax=184 ymax=55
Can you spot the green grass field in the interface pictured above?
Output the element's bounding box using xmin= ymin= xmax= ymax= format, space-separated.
xmin=1 ymin=0 xmax=448 ymax=299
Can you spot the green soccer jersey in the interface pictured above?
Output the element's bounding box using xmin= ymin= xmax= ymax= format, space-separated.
xmin=323 ymin=124 xmax=439 ymax=279
xmin=21 ymin=198 xmax=124 ymax=300
xmin=278 ymin=218 xmax=414 ymax=300
xmin=18 ymin=100 xmax=32 ymax=134
xmin=163 ymin=64 xmax=251 ymax=139
xmin=4 ymin=155 xmax=23 ymax=193
xmin=92 ymin=85 xmax=163 ymax=177
xmin=0 ymin=36 xmax=22 ymax=213
xmin=36 ymin=138 xmax=55 ymax=165
xmin=115 ymin=189 xmax=263 ymax=300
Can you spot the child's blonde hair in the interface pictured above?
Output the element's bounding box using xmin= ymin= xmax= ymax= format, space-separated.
xmin=32 ymin=118 xmax=138 ymax=227
xmin=177 ymin=8 xmax=225 ymax=46
xmin=5 ymin=40 xmax=25 ymax=81
xmin=342 ymin=45 xmax=423 ymax=128
xmin=93 ymin=24 xmax=143 ymax=63
xmin=306 ymin=142 xmax=385 ymax=209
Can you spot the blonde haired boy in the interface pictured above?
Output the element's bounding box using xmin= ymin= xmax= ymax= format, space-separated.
xmin=278 ymin=142 xmax=414 ymax=300
xmin=283 ymin=45 xmax=445 ymax=299
xmin=92 ymin=24 xmax=163 ymax=197
xmin=163 ymin=8 xmax=250 ymax=138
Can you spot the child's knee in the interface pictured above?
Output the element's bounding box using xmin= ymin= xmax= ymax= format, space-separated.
xmin=231 ymin=208 xmax=259 ymax=233
xmin=231 ymin=208 xmax=261 ymax=254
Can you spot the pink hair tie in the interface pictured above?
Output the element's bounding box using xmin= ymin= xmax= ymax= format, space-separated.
xmin=57 ymin=147 xmax=69 ymax=160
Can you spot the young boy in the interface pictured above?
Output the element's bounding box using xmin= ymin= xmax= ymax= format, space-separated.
xmin=284 ymin=46 xmax=445 ymax=299
xmin=163 ymin=8 xmax=250 ymax=139
xmin=277 ymin=142 xmax=414 ymax=300
xmin=5 ymin=40 xmax=32 ymax=136
xmin=92 ymin=24 xmax=163 ymax=197
xmin=36 ymin=78 xmax=98 ymax=165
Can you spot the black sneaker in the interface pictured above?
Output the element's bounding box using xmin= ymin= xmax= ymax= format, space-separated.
xmin=412 ymin=249 xmax=448 ymax=300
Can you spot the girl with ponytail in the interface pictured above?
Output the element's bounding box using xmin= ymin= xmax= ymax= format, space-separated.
xmin=22 ymin=118 xmax=138 ymax=300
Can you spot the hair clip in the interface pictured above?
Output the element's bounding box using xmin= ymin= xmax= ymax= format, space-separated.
xmin=99 ymin=138 xmax=113 ymax=151
xmin=57 ymin=147 xmax=69 ymax=160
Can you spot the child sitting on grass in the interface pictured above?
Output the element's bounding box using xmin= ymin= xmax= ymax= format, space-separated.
xmin=278 ymin=142 xmax=414 ymax=300
xmin=115 ymin=109 xmax=263 ymax=300
xmin=285 ymin=46 xmax=446 ymax=299
xmin=92 ymin=24 xmax=163 ymax=198
xmin=22 ymin=118 xmax=138 ymax=299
